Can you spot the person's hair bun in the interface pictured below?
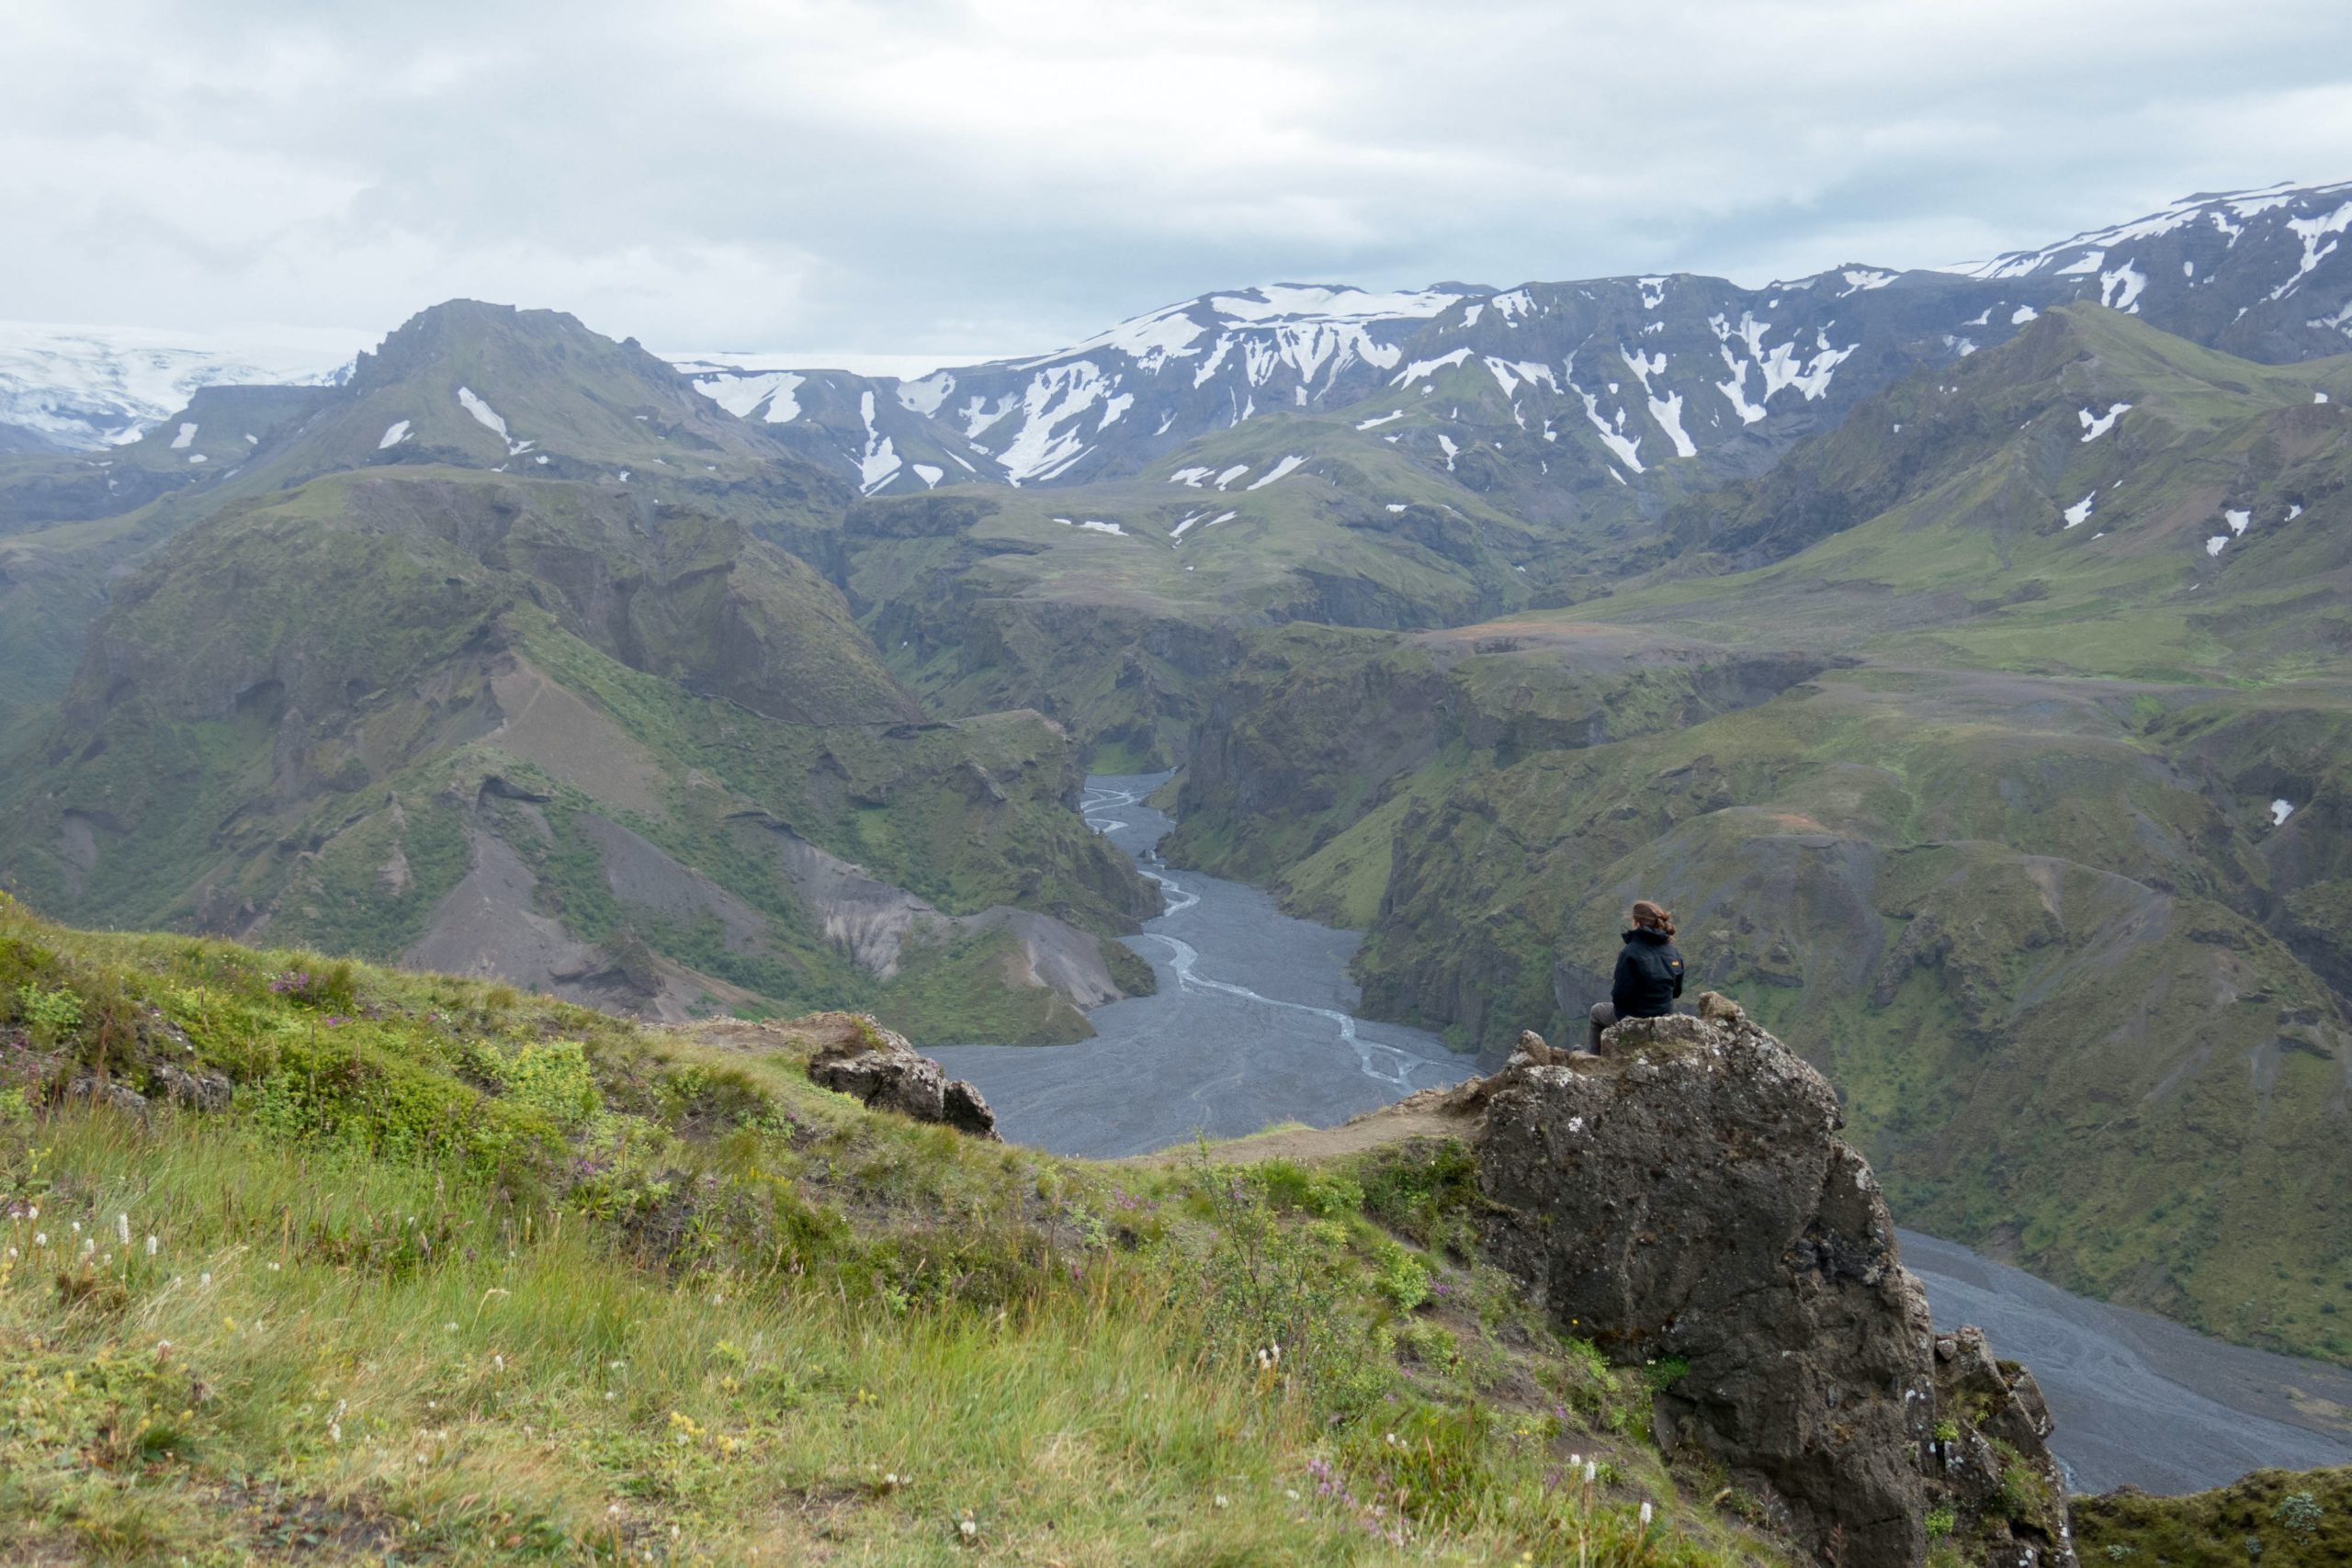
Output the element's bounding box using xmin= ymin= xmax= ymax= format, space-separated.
xmin=1631 ymin=899 xmax=1677 ymax=937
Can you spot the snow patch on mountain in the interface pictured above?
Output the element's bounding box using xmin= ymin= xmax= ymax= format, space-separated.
xmin=169 ymin=422 xmax=197 ymax=449
xmin=2100 ymin=261 xmax=2149 ymax=313
xmin=691 ymin=369 xmax=803 ymax=423
xmin=379 ymin=420 xmax=412 ymax=449
xmin=2273 ymin=200 xmax=2352 ymax=301
xmin=457 ymin=387 xmax=508 ymax=441
xmin=1485 ymin=357 xmax=1557 ymax=398
xmin=1246 ymin=455 xmax=1307 ymax=490
xmin=897 ymin=371 xmax=955 ymax=417
xmin=0 ymin=320 xmax=359 ymax=448
xmin=1356 ymin=410 xmax=1406 ymax=430
xmin=997 ymin=361 xmax=1116 ymax=484
xmin=857 ymin=390 xmax=902 ymax=494
xmin=1573 ymin=382 xmax=1644 ymax=473
xmin=1648 ymin=390 xmax=1697 ymax=458
xmin=1393 ymin=347 xmax=1472 ymax=388
xmin=2079 ymin=402 xmax=2132 ymax=442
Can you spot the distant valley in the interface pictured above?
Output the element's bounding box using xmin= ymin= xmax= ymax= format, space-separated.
xmin=3 ymin=177 xmax=2350 ymax=1363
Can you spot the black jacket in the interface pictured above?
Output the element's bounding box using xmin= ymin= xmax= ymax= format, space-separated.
xmin=1611 ymin=928 xmax=1685 ymax=1018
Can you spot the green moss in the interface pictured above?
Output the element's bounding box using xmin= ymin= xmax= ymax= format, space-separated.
xmin=0 ymin=894 xmax=1776 ymax=1566
xmin=2077 ymin=1468 xmax=2352 ymax=1568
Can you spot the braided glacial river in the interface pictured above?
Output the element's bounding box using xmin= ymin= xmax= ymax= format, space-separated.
xmin=934 ymin=775 xmax=2352 ymax=1494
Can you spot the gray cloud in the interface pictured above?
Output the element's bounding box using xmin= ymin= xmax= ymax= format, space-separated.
xmin=4 ymin=0 xmax=2346 ymax=363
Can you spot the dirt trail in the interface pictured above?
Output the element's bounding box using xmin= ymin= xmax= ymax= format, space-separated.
xmin=1124 ymin=1084 xmax=1485 ymax=1166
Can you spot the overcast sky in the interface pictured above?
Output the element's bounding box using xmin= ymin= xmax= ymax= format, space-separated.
xmin=6 ymin=0 xmax=2349 ymax=368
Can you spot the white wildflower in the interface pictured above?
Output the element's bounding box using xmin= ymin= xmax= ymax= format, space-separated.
xmin=1639 ymin=1501 xmax=1655 ymax=1527
xmin=959 ymin=1518 xmax=978 ymax=1539
xmin=145 ymin=1235 xmax=157 ymax=1257
xmin=116 ymin=1213 xmax=130 ymax=1247
xmin=1214 ymin=1495 xmax=1230 ymax=1509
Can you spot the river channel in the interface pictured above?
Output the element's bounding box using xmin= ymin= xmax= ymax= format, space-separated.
xmin=933 ymin=773 xmax=2352 ymax=1494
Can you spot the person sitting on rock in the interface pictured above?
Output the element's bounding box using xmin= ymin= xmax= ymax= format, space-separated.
xmin=1588 ymin=899 xmax=1685 ymax=1052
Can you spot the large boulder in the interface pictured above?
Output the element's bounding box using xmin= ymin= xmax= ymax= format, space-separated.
xmin=798 ymin=1012 xmax=999 ymax=1138
xmin=1474 ymin=1001 xmax=2072 ymax=1568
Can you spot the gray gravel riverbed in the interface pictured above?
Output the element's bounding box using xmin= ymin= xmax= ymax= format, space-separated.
xmin=934 ymin=774 xmax=2352 ymax=1494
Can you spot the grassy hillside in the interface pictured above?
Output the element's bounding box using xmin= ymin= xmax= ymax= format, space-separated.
xmin=840 ymin=414 xmax=1566 ymax=767
xmin=0 ymin=893 xmax=1781 ymax=1565
xmin=0 ymin=467 xmax=1152 ymax=1043
xmin=2076 ymin=1467 xmax=2352 ymax=1566
xmin=1164 ymin=309 xmax=2352 ymax=1359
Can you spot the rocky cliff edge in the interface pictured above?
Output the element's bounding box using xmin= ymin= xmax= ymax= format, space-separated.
xmin=1472 ymin=999 xmax=2075 ymax=1568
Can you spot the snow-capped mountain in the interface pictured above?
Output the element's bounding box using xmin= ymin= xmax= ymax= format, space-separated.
xmin=0 ymin=322 xmax=364 ymax=449
xmin=674 ymin=358 xmax=1007 ymax=492
xmin=9 ymin=179 xmax=2347 ymax=502
xmin=1964 ymin=179 xmax=2352 ymax=363
xmin=845 ymin=270 xmax=2094 ymax=511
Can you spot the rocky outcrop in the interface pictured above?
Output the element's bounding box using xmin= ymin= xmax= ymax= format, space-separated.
xmin=795 ymin=1012 xmax=999 ymax=1138
xmin=1474 ymin=1000 xmax=2073 ymax=1568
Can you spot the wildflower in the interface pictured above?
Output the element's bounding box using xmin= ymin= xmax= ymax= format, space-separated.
xmin=145 ymin=1235 xmax=157 ymax=1257
xmin=34 ymin=1233 xmax=46 ymax=1247
xmin=116 ymin=1213 xmax=130 ymax=1247
xmin=958 ymin=1517 xmax=978 ymax=1540
xmin=199 ymin=1271 xmax=211 ymax=1287
xmin=492 ymin=1354 xmax=504 ymax=1371
xmin=267 ymin=1261 xmax=280 ymax=1272
xmin=445 ymin=1322 xmax=458 ymax=1332
xmin=1640 ymin=1501 xmax=1655 ymax=1527
xmin=155 ymin=1340 xmax=173 ymax=1363
xmin=1214 ymin=1495 xmax=1230 ymax=1509
xmin=1585 ymin=1461 xmax=1598 ymax=1484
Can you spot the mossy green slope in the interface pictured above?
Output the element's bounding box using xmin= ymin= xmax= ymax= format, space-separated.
xmin=838 ymin=412 xmax=1567 ymax=766
xmin=0 ymin=468 xmax=1150 ymax=1043
xmin=1166 ymin=309 xmax=2352 ymax=1359
xmin=2076 ymin=1466 xmax=2352 ymax=1566
xmin=0 ymin=895 xmax=1781 ymax=1565
xmin=0 ymin=301 xmax=858 ymax=757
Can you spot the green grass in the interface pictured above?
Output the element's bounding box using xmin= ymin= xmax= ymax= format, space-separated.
xmin=2076 ymin=1467 xmax=2352 ymax=1567
xmin=0 ymin=891 xmax=1779 ymax=1565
